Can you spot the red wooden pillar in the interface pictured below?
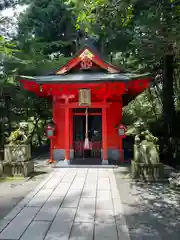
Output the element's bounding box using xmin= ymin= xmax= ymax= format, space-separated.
xmin=49 ymin=96 xmax=56 ymax=163
xmin=119 ymin=96 xmax=124 ymax=163
xmin=64 ymin=105 xmax=70 ymax=164
xmin=102 ymin=106 xmax=108 ymax=165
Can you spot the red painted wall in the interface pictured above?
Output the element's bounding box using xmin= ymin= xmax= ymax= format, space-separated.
xmin=53 ymin=102 xmax=65 ymax=149
xmin=69 ymin=109 xmax=73 ymax=149
xmin=53 ymin=101 xmax=122 ymax=151
xmin=107 ymin=102 xmax=122 ymax=149
xmin=53 ymin=102 xmax=73 ymax=149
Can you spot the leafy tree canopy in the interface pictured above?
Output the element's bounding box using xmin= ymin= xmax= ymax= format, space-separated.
xmin=17 ymin=0 xmax=78 ymax=57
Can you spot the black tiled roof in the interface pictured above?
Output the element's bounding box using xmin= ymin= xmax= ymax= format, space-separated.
xmin=20 ymin=72 xmax=151 ymax=84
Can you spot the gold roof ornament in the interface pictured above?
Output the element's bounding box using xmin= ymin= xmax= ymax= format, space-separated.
xmin=80 ymin=49 xmax=94 ymax=60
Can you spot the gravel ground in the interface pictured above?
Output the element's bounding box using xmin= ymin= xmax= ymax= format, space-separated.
xmin=114 ymin=168 xmax=180 ymax=240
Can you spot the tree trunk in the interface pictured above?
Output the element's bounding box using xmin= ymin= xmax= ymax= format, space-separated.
xmin=147 ymin=88 xmax=158 ymax=121
xmin=154 ymin=81 xmax=163 ymax=106
xmin=6 ymin=97 xmax=12 ymax=135
xmin=37 ymin=125 xmax=43 ymax=147
xmin=29 ymin=117 xmax=40 ymax=147
xmin=0 ymin=81 xmax=7 ymax=161
xmin=162 ymin=54 xmax=175 ymax=136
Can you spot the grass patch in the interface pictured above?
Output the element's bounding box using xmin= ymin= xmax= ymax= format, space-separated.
xmin=0 ymin=176 xmax=25 ymax=183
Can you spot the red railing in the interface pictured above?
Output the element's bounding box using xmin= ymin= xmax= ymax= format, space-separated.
xmin=73 ymin=141 xmax=101 ymax=158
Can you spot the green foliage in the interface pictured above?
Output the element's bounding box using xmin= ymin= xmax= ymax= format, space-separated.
xmin=0 ymin=0 xmax=79 ymax=152
xmin=123 ymin=88 xmax=162 ymax=127
xmin=73 ymin=0 xmax=180 ymax=69
xmin=17 ymin=0 xmax=77 ymax=56
xmin=0 ymin=0 xmax=17 ymax=10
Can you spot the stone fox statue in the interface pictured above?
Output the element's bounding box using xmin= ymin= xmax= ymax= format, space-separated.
xmin=8 ymin=122 xmax=29 ymax=145
xmin=135 ymin=129 xmax=158 ymax=145
xmin=129 ymin=120 xmax=159 ymax=164
xmin=126 ymin=120 xmax=158 ymax=145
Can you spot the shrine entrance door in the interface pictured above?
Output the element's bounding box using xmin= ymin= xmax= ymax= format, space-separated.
xmin=73 ymin=108 xmax=102 ymax=163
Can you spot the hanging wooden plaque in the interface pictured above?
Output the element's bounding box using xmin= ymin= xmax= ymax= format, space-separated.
xmin=79 ymin=89 xmax=91 ymax=106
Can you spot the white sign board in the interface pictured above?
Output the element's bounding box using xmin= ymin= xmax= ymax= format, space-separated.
xmin=118 ymin=128 xmax=125 ymax=136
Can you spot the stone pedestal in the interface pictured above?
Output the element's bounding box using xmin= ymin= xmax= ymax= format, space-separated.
xmin=2 ymin=161 xmax=34 ymax=177
xmin=4 ymin=145 xmax=31 ymax=162
xmin=131 ymin=161 xmax=164 ymax=181
xmin=131 ymin=143 xmax=164 ymax=182
xmin=1 ymin=145 xmax=34 ymax=177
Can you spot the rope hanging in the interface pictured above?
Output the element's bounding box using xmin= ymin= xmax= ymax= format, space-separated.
xmin=84 ymin=108 xmax=90 ymax=149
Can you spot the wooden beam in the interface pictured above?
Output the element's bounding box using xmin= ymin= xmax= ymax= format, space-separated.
xmin=58 ymin=102 xmax=111 ymax=108
xmin=73 ymin=113 xmax=102 ymax=116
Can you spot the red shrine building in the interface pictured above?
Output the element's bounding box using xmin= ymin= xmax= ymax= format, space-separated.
xmin=19 ymin=40 xmax=152 ymax=165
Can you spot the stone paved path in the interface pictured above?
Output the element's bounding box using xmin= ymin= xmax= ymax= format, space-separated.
xmin=0 ymin=155 xmax=52 ymax=221
xmin=0 ymin=168 xmax=130 ymax=240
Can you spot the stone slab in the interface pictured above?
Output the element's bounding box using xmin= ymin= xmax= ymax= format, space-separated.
xmin=54 ymin=182 xmax=71 ymax=196
xmin=86 ymin=173 xmax=98 ymax=181
xmin=43 ymin=178 xmax=61 ymax=189
xmin=88 ymin=169 xmax=98 ymax=174
xmin=94 ymin=223 xmax=118 ymax=240
xmin=82 ymin=188 xmax=97 ymax=198
xmin=75 ymin=198 xmax=95 ymax=223
xmin=75 ymin=209 xmax=95 ymax=223
xmin=111 ymin=187 xmax=120 ymax=199
xmin=4 ymin=205 xmax=23 ymax=221
xmin=27 ymin=189 xmax=53 ymax=207
xmin=84 ymin=182 xmax=97 ymax=190
xmin=95 ymin=209 xmax=115 ymax=223
xmin=55 ymin=182 xmax=71 ymax=194
xmin=98 ymin=170 xmax=109 ymax=177
xmin=116 ymin=220 xmax=131 ymax=240
xmin=45 ymin=220 xmax=73 ymax=240
xmin=112 ymin=198 xmax=123 ymax=218
xmin=98 ymin=178 xmax=110 ymax=190
xmin=0 ymin=220 xmax=10 ymax=233
xmin=31 ymin=173 xmax=53 ymax=193
xmin=61 ymin=190 xmax=81 ymax=208
xmin=34 ymin=195 xmax=63 ymax=221
xmin=97 ymin=190 xmax=112 ymax=200
xmin=96 ymin=198 xmax=114 ymax=210
xmin=70 ymin=223 xmax=94 ymax=240
xmin=54 ymin=208 xmax=76 ymax=222
xmin=0 ymin=207 xmax=40 ymax=239
xmin=78 ymin=198 xmax=96 ymax=211
xmin=20 ymin=221 xmax=50 ymax=240
xmin=17 ymin=174 xmax=53 ymax=207
xmin=18 ymin=195 xmax=33 ymax=208
xmin=70 ymin=177 xmax=86 ymax=190
xmin=61 ymin=172 xmax=76 ymax=183
xmin=76 ymin=169 xmax=88 ymax=177
xmin=35 ymin=205 xmax=59 ymax=221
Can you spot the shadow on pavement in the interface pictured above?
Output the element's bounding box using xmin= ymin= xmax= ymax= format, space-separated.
xmin=114 ymin=169 xmax=180 ymax=240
